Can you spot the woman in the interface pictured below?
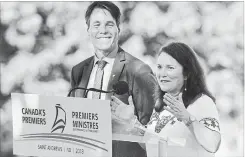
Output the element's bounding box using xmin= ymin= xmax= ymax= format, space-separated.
xmin=111 ymin=42 xmax=221 ymax=157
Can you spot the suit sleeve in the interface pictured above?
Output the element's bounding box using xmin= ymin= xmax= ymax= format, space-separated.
xmin=132 ymin=64 xmax=158 ymax=125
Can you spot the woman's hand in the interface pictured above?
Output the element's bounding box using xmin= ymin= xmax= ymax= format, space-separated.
xmin=164 ymin=93 xmax=221 ymax=152
xmin=163 ymin=93 xmax=190 ymax=122
xmin=110 ymin=95 xmax=135 ymax=122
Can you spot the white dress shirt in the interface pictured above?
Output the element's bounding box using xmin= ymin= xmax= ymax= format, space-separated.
xmin=87 ymin=56 xmax=115 ymax=100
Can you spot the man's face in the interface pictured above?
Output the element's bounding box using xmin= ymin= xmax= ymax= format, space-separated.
xmin=88 ymin=8 xmax=119 ymax=53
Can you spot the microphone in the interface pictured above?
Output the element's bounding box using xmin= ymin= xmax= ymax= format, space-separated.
xmin=112 ymin=81 xmax=129 ymax=95
xmin=67 ymin=81 xmax=129 ymax=97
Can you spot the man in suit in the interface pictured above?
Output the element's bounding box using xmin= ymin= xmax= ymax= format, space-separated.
xmin=70 ymin=1 xmax=157 ymax=157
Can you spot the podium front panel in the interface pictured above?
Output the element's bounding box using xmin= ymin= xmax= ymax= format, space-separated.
xmin=11 ymin=93 xmax=112 ymax=157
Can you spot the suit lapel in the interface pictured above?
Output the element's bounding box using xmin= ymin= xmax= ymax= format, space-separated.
xmin=105 ymin=47 xmax=126 ymax=100
xmin=76 ymin=57 xmax=94 ymax=97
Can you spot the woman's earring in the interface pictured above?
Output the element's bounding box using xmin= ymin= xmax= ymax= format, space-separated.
xmin=184 ymin=80 xmax=187 ymax=91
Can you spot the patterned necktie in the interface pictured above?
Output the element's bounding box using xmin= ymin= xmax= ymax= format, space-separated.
xmin=92 ymin=60 xmax=107 ymax=99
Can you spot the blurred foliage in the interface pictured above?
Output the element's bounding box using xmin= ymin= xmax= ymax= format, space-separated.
xmin=0 ymin=1 xmax=244 ymax=157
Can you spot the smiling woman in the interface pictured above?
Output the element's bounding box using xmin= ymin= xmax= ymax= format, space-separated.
xmin=110 ymin=42 xmax=221 ymax=157
xmin=155 ymin=42 xmax=216 ymax=110
xmin=151 ymin=42 xmax=221 ymax=156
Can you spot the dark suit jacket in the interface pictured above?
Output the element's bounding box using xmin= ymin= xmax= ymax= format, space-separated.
xmin=70 ymin=47 xmax=157 ymax=157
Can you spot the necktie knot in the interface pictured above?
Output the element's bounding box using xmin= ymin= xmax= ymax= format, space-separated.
xmin=97 ymin=60 xmax=107 ymax=69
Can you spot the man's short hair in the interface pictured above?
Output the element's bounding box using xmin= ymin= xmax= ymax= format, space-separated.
xmin=85 ymin=1 xmax=121 ymax=28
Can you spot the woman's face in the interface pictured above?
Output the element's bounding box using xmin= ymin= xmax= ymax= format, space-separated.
xmin=156 ymin=52 xmax=185 ymax=96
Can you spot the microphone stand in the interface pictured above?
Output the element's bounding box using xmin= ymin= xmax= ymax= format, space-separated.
xmin=67 ymin=81 xmax=128 ymax=97
xmin=85 ymin=88 xmax=113 ymax=98
xmin=67 ymin=87 xmax=114 ymax=97
xmin=67 ymin=87 xmax=87 ymax=97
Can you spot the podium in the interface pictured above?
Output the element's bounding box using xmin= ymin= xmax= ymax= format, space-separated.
xmin=11 ymin=93 xmax=112 ymax=157
xmin=12 ymin=93 xmax=186 ymax=157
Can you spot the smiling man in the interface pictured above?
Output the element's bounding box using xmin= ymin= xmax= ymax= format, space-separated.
xmin=70 ymin=1 xmax=157 ymax=157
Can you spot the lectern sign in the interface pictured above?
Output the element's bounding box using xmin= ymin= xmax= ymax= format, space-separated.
xmin=11 ymin=93 xmax=112 ymax=157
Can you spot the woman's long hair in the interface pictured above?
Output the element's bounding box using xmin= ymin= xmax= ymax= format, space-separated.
xmin=154 ymin=42 xmax=215 ymax=112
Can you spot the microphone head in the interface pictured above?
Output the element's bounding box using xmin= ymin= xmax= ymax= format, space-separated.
xmin=112 ymin=81 xmax=129 ymax=95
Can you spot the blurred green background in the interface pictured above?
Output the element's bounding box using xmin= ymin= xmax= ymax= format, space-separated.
xmin=0 ymin=1 xmax=243 ymax=157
